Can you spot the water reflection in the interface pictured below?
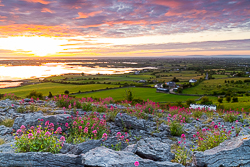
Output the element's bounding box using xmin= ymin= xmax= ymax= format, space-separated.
xmin=0 ymin=62 xmax=155 ymax=81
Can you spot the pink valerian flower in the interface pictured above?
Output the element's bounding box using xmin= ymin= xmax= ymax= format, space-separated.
xmin=65 ymin=123 xmax=69 ymax=127
xmin=202 ymin=128 xmax=206 ymax=132
xmin=17 ymin=129 xmax=22 ymax=134
xmin=84 ymin=127 xmax=88 ymax=133
xmin=232 ymin=126 xmax=234 ymax=129
xmin=181 ymin=134 xmax=186 ymax=139
xmin=214 ymin=125 xmax=218 ymax=129
xmin=73 ymin=121 xmax=77 ymax=126
xmin=81 ymin=121 xmax=84 ymax=124
xmin=193 ymin=134 xmax=196 ymax=138
xmin=60 ymin=136 xmax=65 ymax=142
xmin=120 ymin=135 xmax=125 ymax=141
xmin=79 ymin=126 xmax=82 ymax=130
xmin=55 ymin=127 xmax=62 ymax=134
xmin=102 ymin=133 xmax=108 ymax=141
xmin=20 ymin=125 xmax=26 ymax=130
xmin=49 ymin=123 xmax=54 ymax=127
xmin=45 ymin=121 xmax=50 ymax=126
xmin=92 ymin=130 xmax=97 ymax=134
xmin=134 ymin=161 xmax=139 ymax=166
xmin=116 ymin=132 xmax=121 ymax=138
xmin=36 ymin=130 xmax=41 ymax=135
xmin=40 ymin=119 xmax=44 ymax=122
xmin=28 ymin=133 xmax=33 ymax=138
xmin=30 ymin=126 xmax=34 ymax=130
xmin=45 ymin=131 xmax=51 ymax=136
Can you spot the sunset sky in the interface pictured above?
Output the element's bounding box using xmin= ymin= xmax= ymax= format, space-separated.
xmin=0 ymin=0 xmax=249 ymax=57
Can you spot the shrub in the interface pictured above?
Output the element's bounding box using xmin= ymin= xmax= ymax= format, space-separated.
xmin=169 ymin=121 xmax=184 ymax=136
xmin=200 ymin=96 xmax=212 ymax=105
xmin=64 ymin=90 xmax=69 ymax=94
xmin=232 ymin=97 xmax=238 ymax=102
xmin=48 ymin=92 xmax=53 ymax=98
xmin=14 ymin=123 xmax=65 ymax=153
xmin=82 ymin=103 xmax=93 ymax=111
xmin=217 ymin=98 xmax=223 ymax=103
xmin=226 ymin=96 xmax=231 ymax=103
xmin=223 ymin=112 xmax=238 ymax=122
xmin=186 ymin=99 xmax=195 ymax=106
xmin=0 ymin=119 xmax=14 ymax=127
xmin=2 ymin=93 xmax=17 ymax=100
xmin=194 ymin=122 xmax=231 ymax=151
xmin=193 ymin=110 xmax=203 ymax=118
xmin=66 ymin=112 xmax=109 ymax=144
xmin=26 ymin=91 xmax=43 ymax=99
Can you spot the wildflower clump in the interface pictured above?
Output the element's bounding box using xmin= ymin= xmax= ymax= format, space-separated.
xmin=66 ymin=112 xmax=109 ymax=144
xmin=14 ymin=121 xmax=65 ymax=154
xmin=194 ymin=122 xmax=232 ymax=151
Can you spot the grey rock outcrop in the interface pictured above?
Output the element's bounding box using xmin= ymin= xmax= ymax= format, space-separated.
xmin=61 ymin=139 xmax=102 ymax=155
xmin=0 ymin=142 xmax=15 ymax=153
xmin=82 ymin=146 xmax=184 ymax=167
xmin=0 ymin=152 xmax=82 ymax=167
xmin=115 ymin=113 xmax=155 ymax=132
xmin=193 ymin=135 xmax=250 ymax=167
xmin=13 ymin=113 xmax=71 ymax=131
xmin=136 ymin=138 xmax=175 ymax=161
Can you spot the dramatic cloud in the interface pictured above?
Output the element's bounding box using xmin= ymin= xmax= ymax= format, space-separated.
xmin=0 ymin=0 xmax=249 ymax=56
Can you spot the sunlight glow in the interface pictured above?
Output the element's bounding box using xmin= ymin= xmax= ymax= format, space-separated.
xmin=0 ymin=36 xmax=67 ymax=56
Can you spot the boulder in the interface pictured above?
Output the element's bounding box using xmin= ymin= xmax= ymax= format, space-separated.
xmin=0 ymin=125 xmax=12 ymax=136
xmin=193 ymin=135 xmax=250 ymax=167
xmin=66 ymin=139 xmax=102 ymax=155
xmin=82 ymin=146 xmax=184 ymax=167
xmin=0 ymin=152 xmax=82 ymax=167
xmin=13 ymin=113 xmax=71 ymax=131
xmin=115 ymin=113 xmax=155 ymax=132
xmin=0 ymin=142 xmax=15 ymax=153
xmin=136 ymin=138 xmax=175 ymax=161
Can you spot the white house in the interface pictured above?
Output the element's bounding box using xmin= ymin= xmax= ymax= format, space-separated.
xmin=189 ymin=104 xmax=216 ymax=111
xmin=189 ymin=79 xmax=197 ymax=83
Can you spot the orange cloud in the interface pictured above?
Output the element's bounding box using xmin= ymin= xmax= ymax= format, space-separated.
xmin=41 ymin=8 xmax=55 ymax=13
xmin=22 ymin=0 xmax=51 ymax=5
xmin=76 ymin=11 xmax=102 ymax=19
xmin=0 ymin=24 xmax=83 ymax=37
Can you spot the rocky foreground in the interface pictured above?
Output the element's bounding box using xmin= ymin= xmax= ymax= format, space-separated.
xmin=0 ymin=98 xmax=250 ymax=167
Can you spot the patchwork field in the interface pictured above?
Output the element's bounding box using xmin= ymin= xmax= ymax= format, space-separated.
xmin=74 ymin=87 xmax=200 ymax=102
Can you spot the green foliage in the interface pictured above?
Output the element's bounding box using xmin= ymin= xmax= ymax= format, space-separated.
xmin=14 ymin=124 xmax=64 ymax=154
xmin=0 ymin=138 xmax=5 ymax=145
xmin=226 ymin=96 xmax=231 ymax=103
xmin=0 ymin=119 xmax=14 ymax=127
xmin=2 ymin=93 xmax=17 ymax=100
xmin=124 ymin=89 xmax=134 ymax=102
xmin=17 ymin=106 xmax=26 ymax=113
xmin=217 ymin=98 xmax=223 ymax=103
xmin=193 ymin=110 xmax=203 ymax=119
xmin=26 ymin=90 xmax=43 ymax=99
xmin=170 ymin=121 xmax=184 ymax=136
xmin=82 ymin=103 xmax=93 ymax=111
xmin=66 ymin=113 xmax=109 ymax=144
xmin=174 ymin=145 xmax=191 ymax=166
xmin=200 ymin=96 xmax=213 ymax=105
xmin=106 ymin=110 xmax=119 ymax=122
xmin=223 ymin=113 xmax=238 ymax=122
xmin=194 ymin=124 xmax=231 ymax=151
xmin=186 ymin=99 xmax=195 ymax=106
xmin=48 ymin=92 xmax=53 ymax=98
xmin=232 ymin=97 xmax=238 ymax=102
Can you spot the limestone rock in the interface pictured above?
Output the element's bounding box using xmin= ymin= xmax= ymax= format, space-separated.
xmin=193 ymin=135 xmax=250 ymax=167
xmin=82 ymin=146 xmax=184 ymax=167
xmin=136 ymin=138 xmax=175 ymax=161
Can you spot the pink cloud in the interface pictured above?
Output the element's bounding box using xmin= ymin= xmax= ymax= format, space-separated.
xmin=76 ymin=11 xmax=102 ymax=19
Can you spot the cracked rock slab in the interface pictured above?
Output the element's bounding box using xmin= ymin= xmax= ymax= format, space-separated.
xmin=193 ymin=135 xmax=250 ymax=167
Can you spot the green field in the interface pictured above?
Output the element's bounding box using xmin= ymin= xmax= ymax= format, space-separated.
xmin=74 ymin=87 xmax=200 ymax=102
xmin=0 ymin=83 xmax=119 ymax=98
xmin=183 ymin=78 xmax=250 ymax=95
